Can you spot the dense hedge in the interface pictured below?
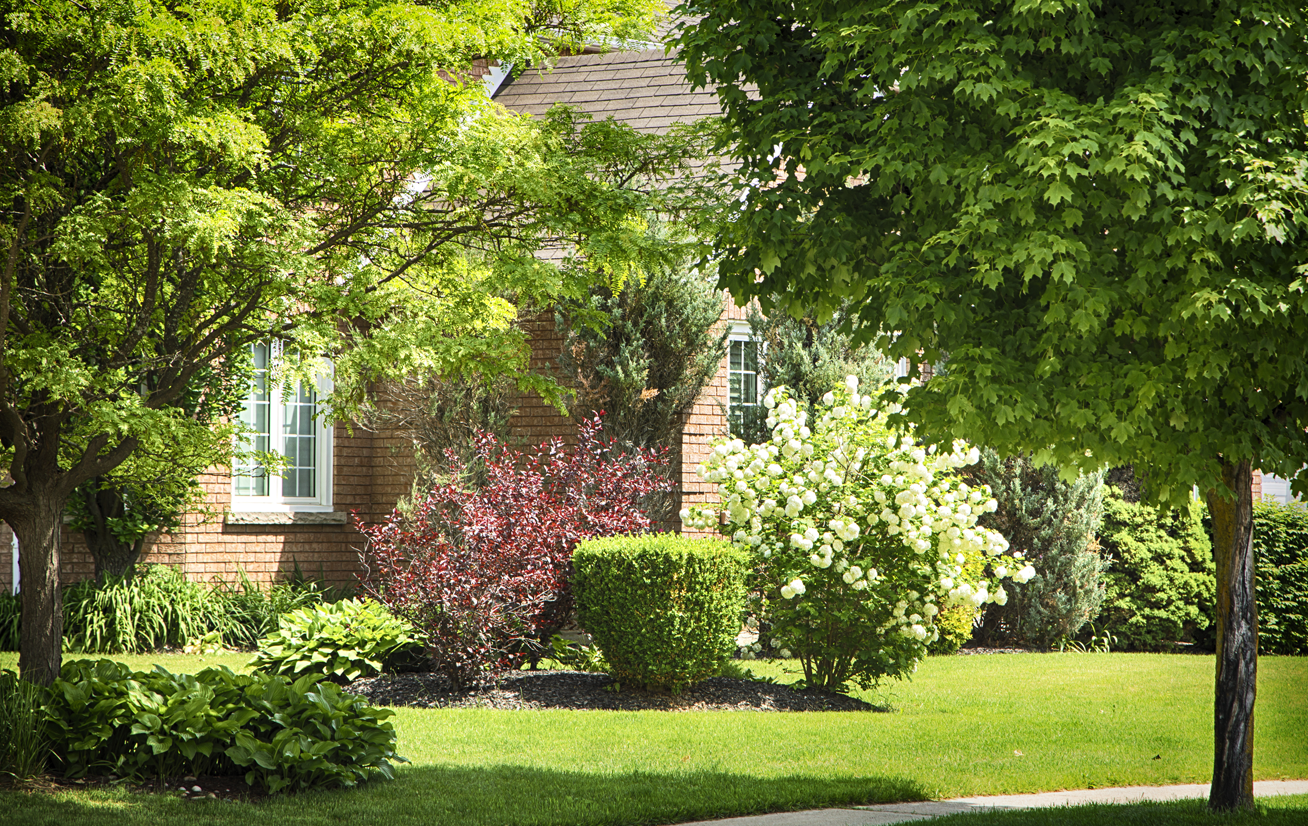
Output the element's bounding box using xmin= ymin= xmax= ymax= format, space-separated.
xmin=44 ymin=659 xmax=403 ymax=794
xmin=1252 ymin=501 xmax=1308 ymax=655
xmin=1096 ymin=489 xmax=1216 ymax=651
xmin=574 ymin=535 xmax=748 ymax=692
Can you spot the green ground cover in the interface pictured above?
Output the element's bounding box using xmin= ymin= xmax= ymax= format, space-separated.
xmin=1 ymin=653 xmax=1304 ymax=826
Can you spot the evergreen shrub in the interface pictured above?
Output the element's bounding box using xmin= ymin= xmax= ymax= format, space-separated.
xmin=250 ymin=598 xmax=424 ymax=684
xmin=1252 ymin=501 xmax=1308 ymax=655
xmin=44 ymin=659 xmax=403 ymax=794
xmin=573 ymin=535 xmax=748 ymax=692
xmin=970 ymin=450 xmax=1107 ymax=649
xmin=1096 ymin=488 xmax=1216 ymax=651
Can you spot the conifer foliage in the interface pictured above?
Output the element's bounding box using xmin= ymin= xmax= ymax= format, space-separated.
xmin=969 ymin=451 xmax=1107 ymax=649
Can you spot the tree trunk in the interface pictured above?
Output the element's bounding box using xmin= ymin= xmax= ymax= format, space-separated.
xmin=79 ymin=485 xmax=143 ymax=585
xmin=12 ymin=494 xmax=66 ymax=686
xmin=1205 ymin=459 xmax=1258 ymax=812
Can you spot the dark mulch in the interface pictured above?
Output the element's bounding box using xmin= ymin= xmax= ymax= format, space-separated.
xmin=346 ymin=669 xmax=883 ymax=712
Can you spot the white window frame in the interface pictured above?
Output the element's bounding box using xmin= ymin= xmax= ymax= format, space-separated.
xmin=727 ymin=321 xmax=764 ymax=435
xmin=231 ymin=342 xmax=334 ymax=513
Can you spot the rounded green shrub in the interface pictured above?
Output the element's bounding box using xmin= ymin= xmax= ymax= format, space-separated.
xmin=574 ymin=535 xmax=748 ymax=692
xmin=1096 ymin=488 xmax=1216 ymax=651
xmin=251 ymin=598 xmax=424 ymax=684
xmin=1252 ymin=501 xmax=1308 ymax=655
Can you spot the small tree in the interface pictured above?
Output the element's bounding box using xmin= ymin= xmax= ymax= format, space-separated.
xmin=968 ymin=451 xmax=1107 ymax=649
xmin=677 ymin=0 xmax=1308 ymax=806
xmin=357 ymin=416 xmax=674 ymax=687
xmin=557 ymin=255 xmax=726 ymax=519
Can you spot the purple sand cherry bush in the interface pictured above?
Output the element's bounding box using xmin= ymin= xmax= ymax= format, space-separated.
xmin=358 ymin=416 xmax=673 ymax=688
xmin=684 ymin=377 xmax=1033 ymax=690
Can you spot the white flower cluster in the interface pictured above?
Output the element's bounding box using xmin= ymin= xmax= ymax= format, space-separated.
xmin=682 ymin=377 xmax=1030 ymax=662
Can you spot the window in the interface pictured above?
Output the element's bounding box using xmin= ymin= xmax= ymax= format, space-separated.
xmin=232 ymin=342 xmax=333 ymax=511
xmin=728 ymin=323 xmax=764 ymax=440
xmin=1260 ymin=471 xmax=1304 ymax=506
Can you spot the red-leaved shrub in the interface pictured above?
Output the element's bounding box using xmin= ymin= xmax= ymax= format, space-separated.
xmin=356 ymin=416 xmax=673 ymax=687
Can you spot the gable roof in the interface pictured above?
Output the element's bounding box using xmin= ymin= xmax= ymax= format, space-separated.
xmin=493 ymin=48 xmax=720 ymax=133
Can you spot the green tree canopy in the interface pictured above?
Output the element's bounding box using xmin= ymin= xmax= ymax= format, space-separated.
xmin=0 ymin=0 xmax=699 ymax=684
xmin=676 ymin=0 xmax=1308 ymax=810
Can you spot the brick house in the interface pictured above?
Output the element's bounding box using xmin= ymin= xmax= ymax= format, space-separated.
xmin=0 ymin=43 xmax=750 ymax=596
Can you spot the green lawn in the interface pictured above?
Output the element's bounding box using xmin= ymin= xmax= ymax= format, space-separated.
xmin=1 ymin=652 xmax=1305 ymax=826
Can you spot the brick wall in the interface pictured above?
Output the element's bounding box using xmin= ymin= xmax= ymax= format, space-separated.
xmin=508 ymin=309 xmax=578 ymax=450
xmin=0 ymin=417 xmax=417 ymax=594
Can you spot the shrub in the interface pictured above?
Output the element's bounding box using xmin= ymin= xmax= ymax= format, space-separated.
xmin=43 ymin=659 xmax=403 ymax=794
xmin=1252 ymin=501 xmax=1308 ymax=655
xmin=558 ymin=256 xmax=726 ymax=521
xmin=740 ymin=304 xmax=893 ymax=444
xmin=215 ymin=565 xmax=354 ymax=649
xmin=968 ymin=450 xmax=1107 ymax=649
xmin=927 ymin=603 xmax=980 ymax=655
xmin=1095 ymin=488 xmax=1216 ymax=651
xmin=62 ymin=565 xmax=237 ymax=654
xmin=250 ymin=598 xmax=424 ymax=683
xmin=358 ymin=416 xmax=674 ymax=688
xmin=685 ymin=378 xmax=1024 ymax=691
xmin=573 ymin=535 xmax=748 ymax=692
xmin=0 ymin=670 xmax=49 ymax=781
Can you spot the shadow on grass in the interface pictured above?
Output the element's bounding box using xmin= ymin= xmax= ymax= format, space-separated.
xmin=0 ymin=764 xmax=930 ymax=826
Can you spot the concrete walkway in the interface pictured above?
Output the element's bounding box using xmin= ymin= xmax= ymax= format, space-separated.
xmin=677 ymin=780 xmax=1308 ymax=825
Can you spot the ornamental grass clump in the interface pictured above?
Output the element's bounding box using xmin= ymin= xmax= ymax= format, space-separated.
xmin=685 ymin=377 xmax=1029 ymax=691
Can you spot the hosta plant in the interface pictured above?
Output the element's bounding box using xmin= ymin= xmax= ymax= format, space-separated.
xmin=358 ymin=415 xmax=673 ymax=688
xmin=685 ymin=377 xmax=1029 ymax=690
xmin=44 ymin=659 xmax=403 ymax=794
xmin=250 ymin=598 xmax=424 ymax=684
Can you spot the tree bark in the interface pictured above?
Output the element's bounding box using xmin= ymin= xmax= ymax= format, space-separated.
xmin=1205 ymin=459 xmax=1258 ymax=812
xmin=79 ymin=484 xmax=143 ymax=585
xmin=12 ymin=492 xmax=66 ymax=686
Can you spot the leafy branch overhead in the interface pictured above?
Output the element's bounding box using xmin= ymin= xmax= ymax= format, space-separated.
xmin=0 ymin=0 xmax=700 ymax=684
xmin=676 ymin=0 xmax=1308 ymax=502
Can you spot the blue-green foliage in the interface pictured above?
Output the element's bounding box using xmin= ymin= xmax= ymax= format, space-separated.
xmin=251 ymin=598 xmax=424 ymax=683
xmin=574 ymin=535 xmax=748 ymax=693
xmin=43 ymin=659 xmax=404 ymax=794
xmin=1252 ymin=501 xmax=1308 ymax=655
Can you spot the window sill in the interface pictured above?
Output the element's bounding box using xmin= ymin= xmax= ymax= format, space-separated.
xmin=223 ymin=511 xmax=350 ymax=526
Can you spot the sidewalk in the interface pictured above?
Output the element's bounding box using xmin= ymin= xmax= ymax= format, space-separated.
xmin=678 ymin=780 xmax=1308 ymax=825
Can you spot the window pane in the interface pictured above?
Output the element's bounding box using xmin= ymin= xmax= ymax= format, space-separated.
xmin=282 ymin=381 xmax=317 ymax=498
xmin=234 ymin=343 xmax=271 ymax=497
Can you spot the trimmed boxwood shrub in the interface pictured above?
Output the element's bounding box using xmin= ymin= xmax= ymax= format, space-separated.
xmin=574 ymin=535 xmax=748 ymax=692
xmin=250 ymin=598 xmax=424 ymax=684
xmin=43 ymin=659 xmax=404 ymax=794
xmin=1096 ymin=488 xmax=1216 ymax=651
xmin=1252 ymin=501 xmax=1308 ymax=655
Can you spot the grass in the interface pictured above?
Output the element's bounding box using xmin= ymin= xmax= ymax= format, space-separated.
xmin=0 ymin=652 xmax=1304 ymax=826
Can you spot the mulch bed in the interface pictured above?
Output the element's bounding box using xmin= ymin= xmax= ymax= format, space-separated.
xmin=347 ymin=669 xmax=883 ymax=712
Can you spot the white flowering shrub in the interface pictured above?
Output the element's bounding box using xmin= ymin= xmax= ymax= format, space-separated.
xmin=682 ymin=377 xmax=1033 ymax=690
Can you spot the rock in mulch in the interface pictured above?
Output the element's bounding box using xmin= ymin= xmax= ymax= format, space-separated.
xmin=347 ymin=670 xmax=882 ymax=712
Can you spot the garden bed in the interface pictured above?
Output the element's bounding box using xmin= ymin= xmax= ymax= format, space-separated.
xmin=347 ymin=669 xmax=880 ymax=712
